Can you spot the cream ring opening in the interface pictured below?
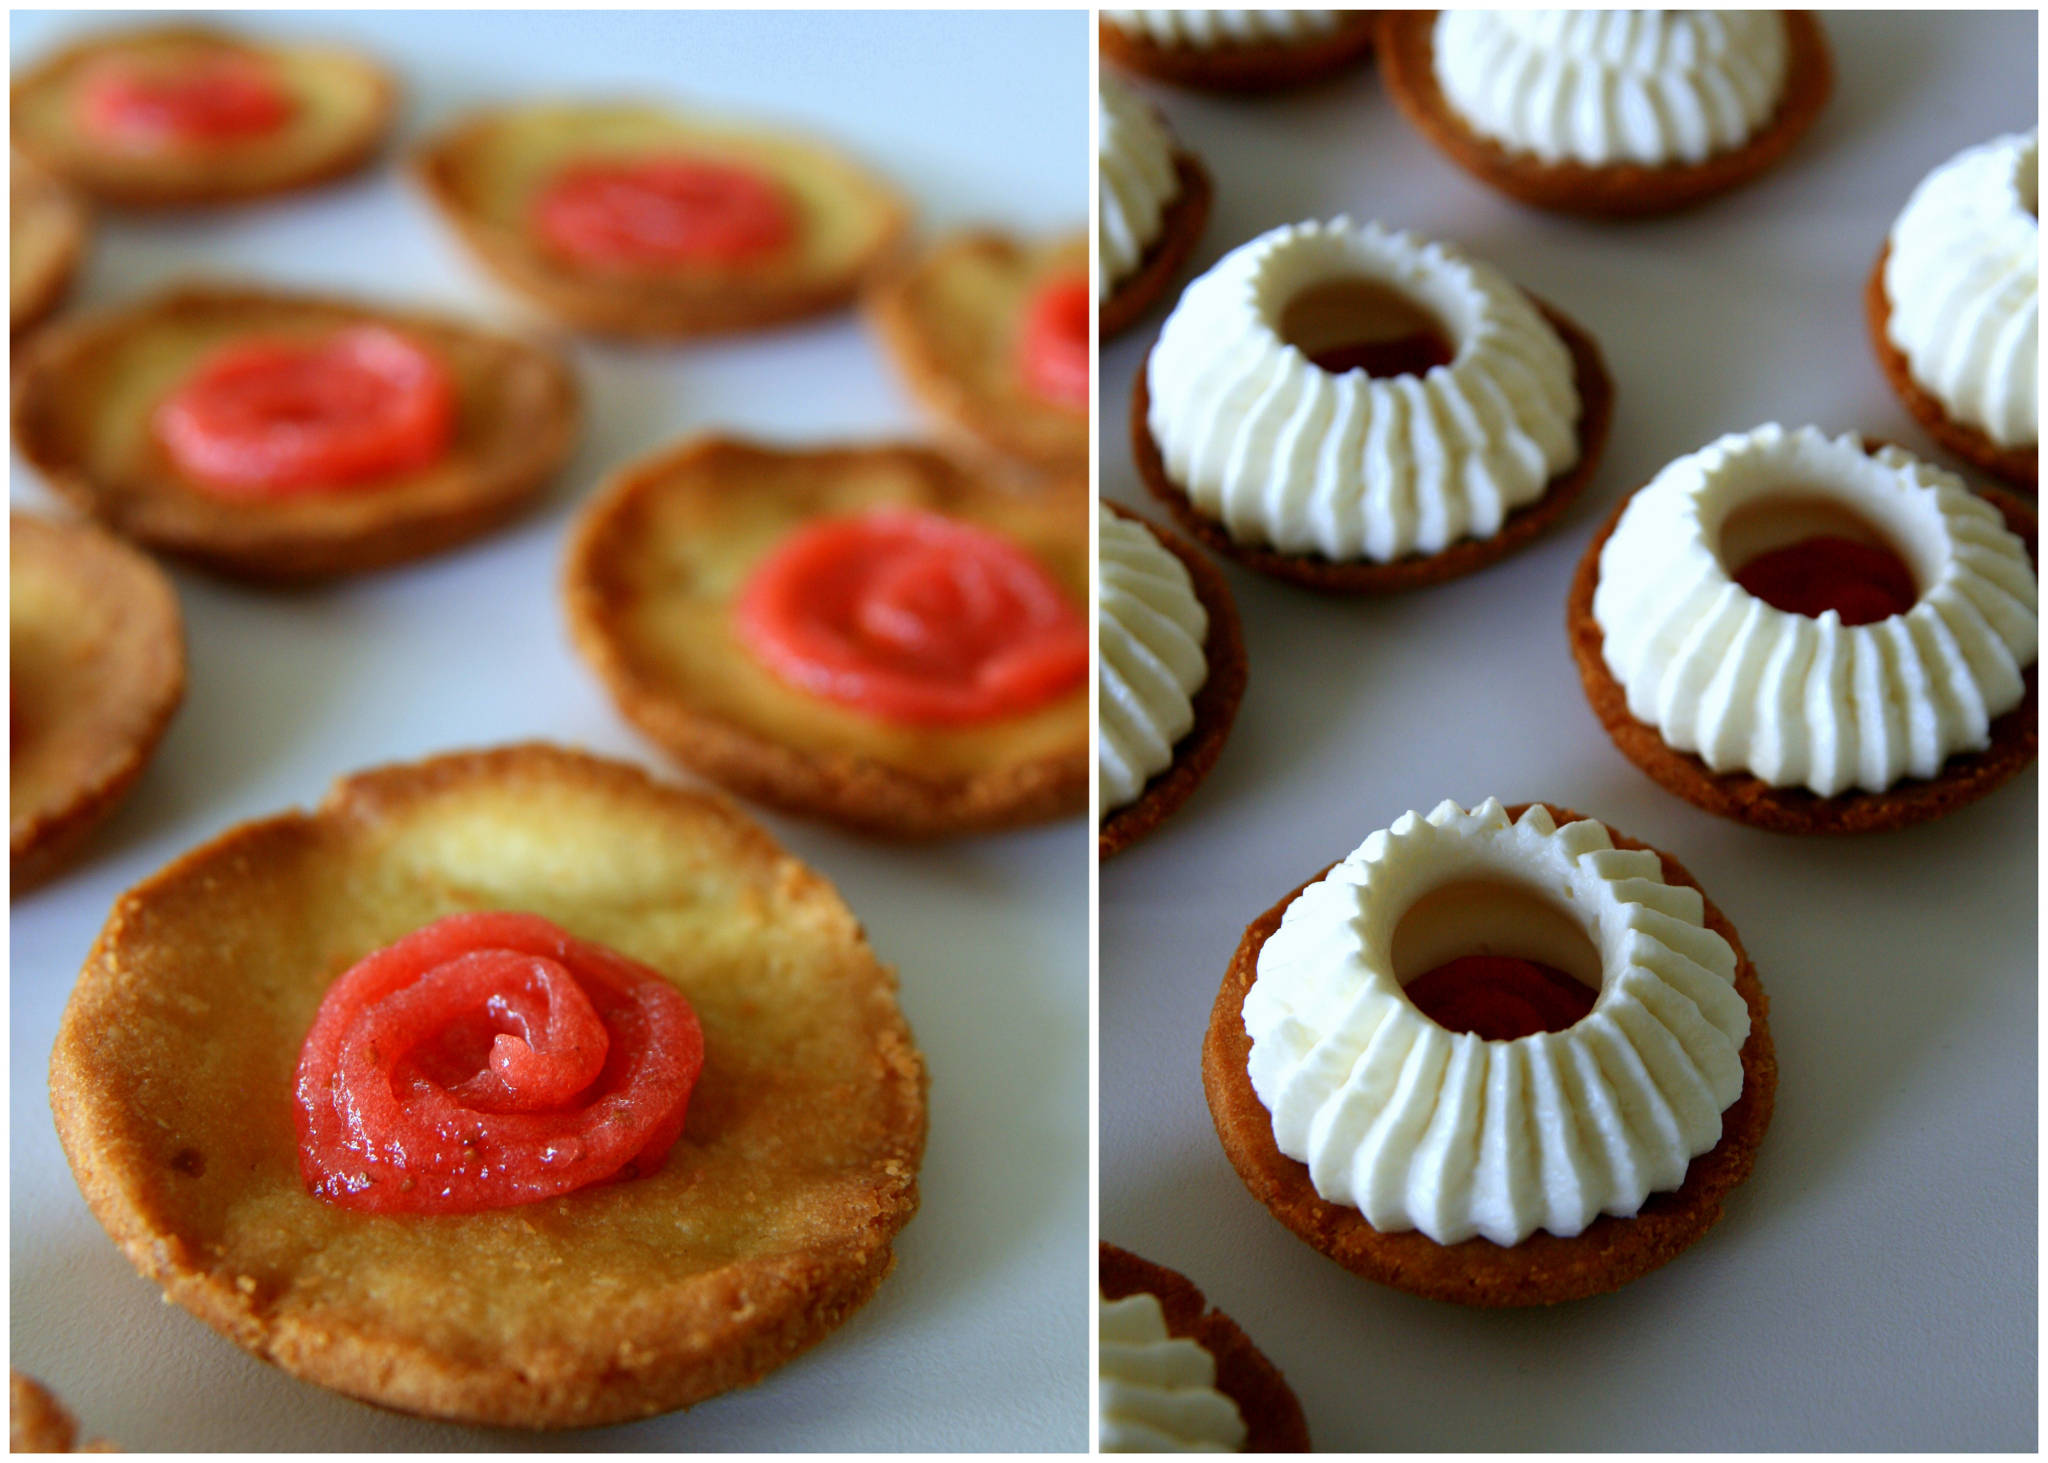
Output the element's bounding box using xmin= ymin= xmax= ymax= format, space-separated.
xmin=1278 ymin=277 xmax=1456 ymax=379
xmin=1716 ymin=494 xmax=1923 ymax=626
xmin=1390 ymin=877 xmax=1601 ymax=1040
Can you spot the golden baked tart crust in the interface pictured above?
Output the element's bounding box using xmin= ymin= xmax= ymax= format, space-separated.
xmin=868 ymin=231 xmax=1089 ymax=474
xmin=47 ymin=744 xmax=927 ymax=1429
xmin=564 ymin=436 xmax=1089 ymax=838
xmin=1378 ymin=11 xmax=1833 ymax=218
xmin=10 ymin=25 xmax=395 ymax=210
xmin=415 ymin=103 xmax=909 ymax=339
xmin=1568 ymin=478 xmax=2038 ymax=834
xmin=10 ymin=149 xmax=89 ymax=336
xmin=11 ymin=512 xmax=185 ymax=895
xmin=1098 ymin=12 xmax=1378 ymax=93
xmin=1131 ymin=297 xmax=1614 ymax=593
xmin=1866 ymin=246 xmax=2037 ymax=493
xmin=9 ymin=1371 xmax=110 ymax=1453
xmin=1098 ymin=1244 xmax=1311 ymax=1452
xmin=1203 ymin=807 xmax=1776 ymax=1308
xmin=11 ymin=285 xmax=581 ymax=582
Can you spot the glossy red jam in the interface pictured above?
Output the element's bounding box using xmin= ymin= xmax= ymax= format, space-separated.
xmin=532 ymin=156 xmax=796 ymax=269
xmin=1733 ymin=535 xmax=1919 ymax=626
xmin=1308 ymin=330 xmax=1455 ymax=379
xmin=295 ymin=911 xmax=703 ymax=1214
xmin=77 ymin=52 xmax=294 ymax=148
xmin=735 ymin=509 xmax=1088 ymax=726
xmin=1018 ymin=275 xmax=1089 ymax=411
xmin=153 ymin=327 xmax=457 ymax=497
xmin=1405 ymin=955 xmax=1598 ymax=1042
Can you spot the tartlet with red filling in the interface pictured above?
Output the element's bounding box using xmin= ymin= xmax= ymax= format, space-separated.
xmin=10 ymin=24 xmax=394 ymax=209
xmin=10 ymin=149 xmax=89 ymax=335
xmin=11 ymin=512 xmax=186 ymax=895
xmin=415 ymin=102 xmax=909 ymax=339
xmin=11 ymin=285 xmax=580 ymax=581
xmin=48 ymin=744 xmax=927 ymax=1428
xmin=867 ymin=231 xmax=1089 ymax=474
xmin=564 ymin=436 xmax=1089 ymax=837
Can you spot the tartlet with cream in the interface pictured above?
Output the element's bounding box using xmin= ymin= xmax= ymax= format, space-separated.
xmin=1099 ymin=10 xmax=1377 ymax=93
xmin=1379 ymin=11 xmax=1832 ymax=216
xmin=1097 ymin=74 xmax=1210 ymax=341
xmin=1570 ymin=424 xmax=2037 ymax=833
xmin=1098 ymin=1243 xmax=1308 ymax=1451
xmin=1133 ymin=216 xmax=1611 ymax=591
xmin=1098 ymin=502 xmax=1245 ymax=859
xmin=1205 ymin=799 xmax=1775 ymax=1305
xmin=1867 ymin=129 xmax=2038 ymax=491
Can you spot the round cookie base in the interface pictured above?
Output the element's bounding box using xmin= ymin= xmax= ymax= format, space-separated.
xmin=564 ymin=436 xmax=1089 ymax=840
xmin=1098 ymin=1244 xmax=1311 ymax=1450
xmin=47 ymin=744 xmax=927 ymax=1428
xmin=1202 ymin=807 xmax=1776 ymax=1307
xmin=413 ymin=112 xmax=910 ymax=342
xmin=1099 ymin=152 xmax=1211 ymax=342
xmin=10 ymin=286 xmax=581 ymax=583
xmin=10 ymin=25 xmax=395 ymax=210
xmin=1568 ymin=480 xmax=2039 ymax=834
xmin=1129 ymin=298 xmax=1613 ymax=592
xmin=1099 ymin=13 xmax=1377 ymax=93
xmin=10 ymin=159 xmax=88 ymax=337
xmin=1098 ymin=504 xmax=1247 ymax=860
xmin=11 ymin=514 xmax=186 ymax=896
xmin=1865 ymin=246 xmax=2037 ymax=493
xmin=1377 ymin=11 xmax=1833 ymax=218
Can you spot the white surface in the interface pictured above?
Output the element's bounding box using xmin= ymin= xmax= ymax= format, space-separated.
xmin=1100 ymin=12 xmax=2036 ymax=1452
xmin=9 ymin=9 xmax=1088 ymax=1451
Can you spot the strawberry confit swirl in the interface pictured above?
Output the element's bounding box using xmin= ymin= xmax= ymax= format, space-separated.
xmin=735 ymin=509 xmax=1089 ymax=726
xmin=295 ymin=911 xmax=703 ymax=1214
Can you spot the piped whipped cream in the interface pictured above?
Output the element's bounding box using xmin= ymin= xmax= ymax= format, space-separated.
xmin=1146 ymin=217 xmax=1580 ymax=562
xmin=1099 ymin=1289 xmax=1247 ymax=1452
xmin=1883 ymin=129 xmax=2039 ymax=449
xmin=1103 ymin=10 xmax=1341 ymax=51
xmin=1100 ymin=505 xmax=1209 ymax=818
xmin=1595 ymin=424 xmax=2037 ymax=797
xmin=1243 ymin=799 xmax=1750 ymax=1247
xmin=1433 ymin=10 xmax=1791 ymax=167
xmin=1099 ymin=75 xmax=1183 ymax=304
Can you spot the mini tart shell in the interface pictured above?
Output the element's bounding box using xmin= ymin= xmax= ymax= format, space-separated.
xmin=1131 ymin=297 xmax=1613 ymax=593
xmin=1569 ymin=478 xmax=2038 ymax=835
xmin=867 ymin=231 xmax=1088 ymax=474
xmin=1098 ymin=1243 xmax=1310 ymax=1452
xmin=10 ymin=25 xmax=395 ymax=210
xmin=1203 ymin=805 xmax=1776 ymax=1308
xmin=11 ymin=285 xmax=580 ymax=582
xmin=564 ymin=436 xmax=1089 ymax=839
xmin=10 ymin=149 xmax=89 ymax=336
xmin=47 ymin=743 xmax=927 ymax=1429
xmin=11 ymin=513 xmax=185 ymax=895
xmin=1098 ymin=13 xmax=1378 ymax=93
xmin=1866 ymin=245 xmax=2037 ymax=493
xmin=1377 ymin=11 xmax=1832 ymax=218
xmin=1099 ymin=151 xmax=1211 ymax=342
xmin=415 ymin=103 xmax=910 ymax=340
xmin=1098 ymin=503 xmax=1247 ymax=860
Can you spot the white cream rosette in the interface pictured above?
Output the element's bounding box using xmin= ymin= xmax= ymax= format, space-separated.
xmin=1098 ymin=75 xmax=1183 ymax=304
xmin=1595 ymin=424 xmax=2037 ymax=797
xmin=1243 ymin=799 xmax=1750 ymax=1248
xmin=1099 ymin=505 xmax=1210 ymax=818
xmin=1098 ymin=1289 xmax=1247 ymax=1452
xmin=1145 ymin=217 xmax=1581 ymax=562
xmin=1102 ymin=9 xmax=1341 ymax=51
xmin=1883 ymin=129 xmax=2038 ymax=450
xmin=1432 ymin=10 xmax=1791 ymax=167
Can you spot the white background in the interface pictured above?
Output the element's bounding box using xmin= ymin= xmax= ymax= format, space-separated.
xmin=10 ymin=9 xmax=1088 ymax=1450
xmin=1101 ymin=11 xmax=2037 ymax=1452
